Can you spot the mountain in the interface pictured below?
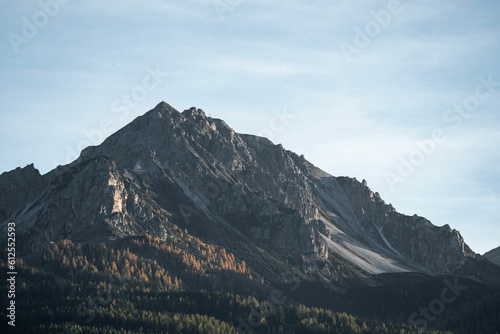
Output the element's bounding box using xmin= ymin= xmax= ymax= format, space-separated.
xmin=0 ymin=163 xmax=48 ymax=223
xmin=1 ymin=102 xmax=499 ymax=333
xmin=0 ymin=102 xmax=480 ymax=278
xmin=485 ymin=246 xmax=500 ymax=266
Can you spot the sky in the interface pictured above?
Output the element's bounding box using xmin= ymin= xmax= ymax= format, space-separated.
xmin=0 ymin=0 xmax=499 ymax=254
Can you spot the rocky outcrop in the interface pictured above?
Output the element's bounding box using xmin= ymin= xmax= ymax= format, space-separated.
xmin=4 ymin=156 xmax=178 ymax=253
xmin=0 ymin=164 xmax=48 ymax=222
xmin=484 ymin=246 xmax=500 ymax=266
xmin=336 ymin=177 xmax=477 ymax=274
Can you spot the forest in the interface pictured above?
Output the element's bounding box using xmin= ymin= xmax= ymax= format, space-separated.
xmin=1 ymin=235 xmax=498 ymax=333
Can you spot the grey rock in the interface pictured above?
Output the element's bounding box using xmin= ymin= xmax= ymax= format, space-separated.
xmin=0 ymin=102 xmax=486 ymax=285
xmin=484 ymin=246 xmax=500 ymax=266
xmin=0 ymin=164 xmax=48 ymax=222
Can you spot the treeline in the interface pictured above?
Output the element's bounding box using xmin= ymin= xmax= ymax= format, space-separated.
xmin=0 ymin=236 xmax=451 ymax=333
xmin=41 ymin=235 xmax=260 ymax=295
xmin=437 ymin=288 xmax=500 ymax=334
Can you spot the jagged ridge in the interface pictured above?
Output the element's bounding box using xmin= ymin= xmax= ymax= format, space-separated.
xmin=0 ymin=102 xmax=487 ymax=287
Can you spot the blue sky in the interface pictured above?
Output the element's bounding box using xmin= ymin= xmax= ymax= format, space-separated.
xmin=1 ymin=0 xmax=499 ymax=254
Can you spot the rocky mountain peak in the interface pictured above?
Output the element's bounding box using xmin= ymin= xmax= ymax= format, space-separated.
xmin=182 ymin=106 xmax=206 ymax=119
xmin=0 ymin=102 xmax=488 ymax=283
xmin=134 ymin=101 xmax=182 ymax=127
xmin=154 ymin=101 xmax=179 ymax=115
xmin=0 ymin=163 xmax=47 ymax=223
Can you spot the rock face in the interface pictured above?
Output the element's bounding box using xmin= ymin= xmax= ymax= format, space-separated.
xmin=0 ymin=164 xmax=48 ymax=223
xmin=0 ymin=102 xmax=483 ymax=284
xmin=484 ymin=246 xmax=500 ymax=266
xmin=5 ymin=156 xmax=174 ymax=253
xmin=336 ymin=177 xmax=476 ymax=275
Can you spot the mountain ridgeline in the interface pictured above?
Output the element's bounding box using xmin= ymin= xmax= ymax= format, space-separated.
xmin=485 ymin=246 xmax=500 ymax=267
xmin=1 ymin=102 xmax=499 ymax=333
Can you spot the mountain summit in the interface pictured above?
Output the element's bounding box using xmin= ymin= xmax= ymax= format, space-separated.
xmin=0 ymin=102 xmax=490 ymax=286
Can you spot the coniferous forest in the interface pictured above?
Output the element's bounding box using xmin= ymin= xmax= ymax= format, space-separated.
xmin=3 ymin=234 xmax=497 ymax=333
